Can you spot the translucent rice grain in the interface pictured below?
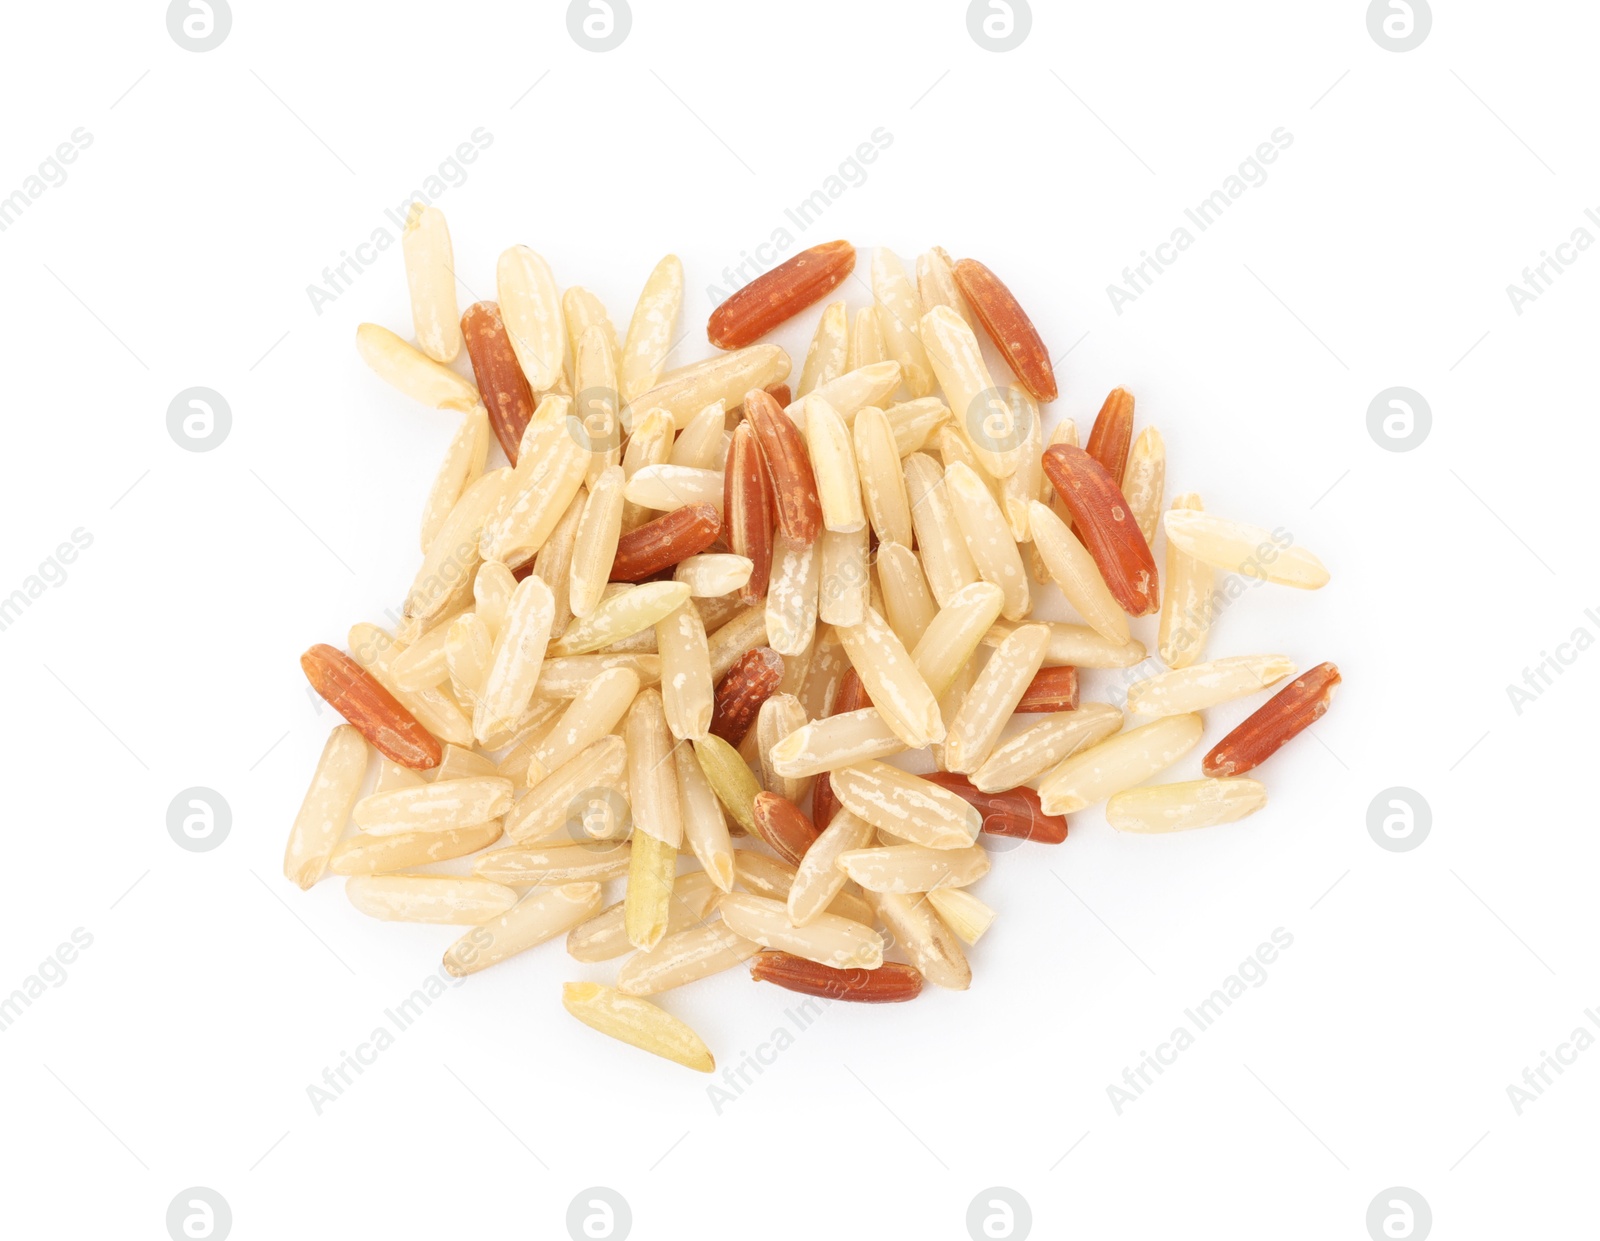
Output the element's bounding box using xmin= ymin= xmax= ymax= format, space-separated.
xmin=718 ymin=893 xmax=883 ymax=970
xmin=477 ymin=702 xmax=559 ymax=758
xmin=624 ymin=688 xmax=682 ymax=848
xmin=1026 ymin=501 xmax=1130 ymax=643
xmin=798 ymin=625 xmax=851 ymax=720
xmin=563 ymin=286 xmax=622 ymax=368
xmin=619 ymin=406 xmax=675 ymax=531
xmin=1124 ymin=426 xmax=1166 ymax=544
xmin=1126 ymin=655 xmax=1296 ymax=718
xmin=945 ymin=462 xmax=1031 ymax=622
xmin=473 ymin=562 xmax=517 ymax=643
xmin=593 ymin=582 xmax=661 ymax=653
xmin=865 ymin=889 xmax=971 ymax=990
xmin=916 ymin=247 xmax=971 ymax=323
xmin=875 ymin=542 xmax=938 ymax=651
xmin=675 ymin=741 xmax=735 ymax=892
xmin=943 ymin=622 xmax=1050 ymax=774
xmin=804 ymin=396 xmax=867 ymax=534
xmin=669 ymin=401 xmax=727 ymax=471
xmin=480 ymin=410 xmax=588 ymax=565
xmin=910 ymin=581 xmax=1006 ymax=696
xmin=786 ymin=809 xmax=874 ymax=926
xmin=473 ymin=841 xmax=632 ymax=884
xmin=391 ymin=619 xmax=453 ymax=691
xmin=524 ymin=674 xmax=636 ymax=790
xmin=420 ymin=404 xmax=490 ymax=553
xmin=1163 ymin=510 xmax=1331 ymax=589
xmin=765 ymin=535 xmax=819 ymax=658
xmin=404 ymin=468 xmax=514 ymax=628
xmin=836 ymin=608 xmax=945 ymax=748
xmin=620 ymin=255 xmax=684 ymax=403
xmin=971 ymin=703 xmax=1124 ymax=793
xmin=871 ymin=247 xmax=934 ymax=397
xmin=657 ymin=604 xmax=714 ymax=742
xmin=904 ymin=453 xmax=980 ymax=606
xmin=674 ymin=554 xmax=753 ymax=597
xmin=754 ymin=692 xmax=811 ymax=804
xmin=491 ymin=701 xmax=565 ymax=780
xmin=693 ymin=593 xmax=746 ymax=635
xmin=354 ymin=776 xmax=513 ymax=836
xmin=569 ymin=466 xmax=626 ymax=620
xmin=635 ymin=345 xmax=791 ymax=430
xmin=617 ymin=921 xmax=761 ymax=995
xmin=981 ymin=619 xmax=1146 ymax=669
xmin=444 ymin=612 xmax=493 ymax=710
xmin=920 ymin=304 xmax=1024 ymax=479
xmin=1158 ymin=493 xmax=1213 ymax=669
xmin=777 ymin=630 xmax=814 ymax=701
xmin=375 ymin=757 xmax=425 ymax=793
xmin=706 ymin=604 xmax=770 ymax=679
xmin=356 ymin=322 xmax=480 ymax=412
xmin=853 ymin=406 xmax=914 ymax=548
xmin=768 ymin=708 xmax=905 ymax=777
xmin=1000 ymin=390 xmax=1043 ymax=542
xmin=496 ymin=245 xmax=565 ymax=392
xmin=797 ymin=300 xmax=848 ymax=397
xmin=518 ymin=734 xmax=631 ymax=845
xmin=283 ymin=725 xmax=369 ymax=888
xmin=533 ymin=486 xmax=586 ymax=641
xmin=1106 ymin=777 xmax=1268 ymax=833
xmin=732 ymin=852 xmax=872 ymax=924
xmin=534 ymin=654 xmax=661 ymax=699
xmin=347 ymin=874 xmax=518 ymax=925
xmin=817 ymin=527 xmax=869 ymax=627
xmin=624 ymin=464 xmax=724 ymax=514
xmin=883 ymin=397 xmax=951 ymax=457
xmin=443 ymin=882 xmax=603 ymax=976
xmin=831 ymin=760 xmax=981 ymax=849
xmin=429 ymin=745 xmax=497 ymax=782
xmin=1038 ymin=713 xmax=1205 ymax=815
xmin=926 ymin=887 xmax=996 ymax=945
xmin=329 ymin=819 xmax=503 ymax=876
xmin=572 ymin=324 xmax=623 ymax=488
xmin=848 ymin=304 xmax=887 ymax=370
xmin=783 ymin=361 xmax=902 ymax=430
xmin=734 ymin=850 xmax=799 ymax=898
xmin=560 ymin=981 xmax=714 ymax=1072
xmin=931 ymin=659 xmax=976 ymax=772
xmin=401 ymin=205 xmax=462 ymax=362
xmin=837 ymin=844 xmax=990 ymax=893
xmin=474 ymin=575 xmax=556 ymax=741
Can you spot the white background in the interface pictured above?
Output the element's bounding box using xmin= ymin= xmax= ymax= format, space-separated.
xmin=2 ymin=1 xmax=1596 ymax=1237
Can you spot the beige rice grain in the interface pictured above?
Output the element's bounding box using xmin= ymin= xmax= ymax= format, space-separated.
xmin=283 ymin=725 xmax=369 ymax=888
xmin=419 ymin=404 xmax=490 ymax=553
xmin=401 ymin=205 xmax=462 ymax=362
xmin=943 ymin=622 xmax=1050 ymax=774
xmin=620 ymin=255 xmax=684 ymax=403
xmin=443 ymin=882 xmax=603 ymax=976
xmin=496 ymin=245 xmax=565 ymax=392
xmin=797 ymin=299 xmax=848 ymax=397
xmin=853 ymin=406 xmax=914 ymax=548
xmin=657 ymin=604 xmax=714 ymax=742
xmin=568 ymin=465 xmax=627 ymax=619
xmin=971 ymin=702 xmax=1124 ymax=793
xmin=903 ymin=453 xmax=980 ymax=606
